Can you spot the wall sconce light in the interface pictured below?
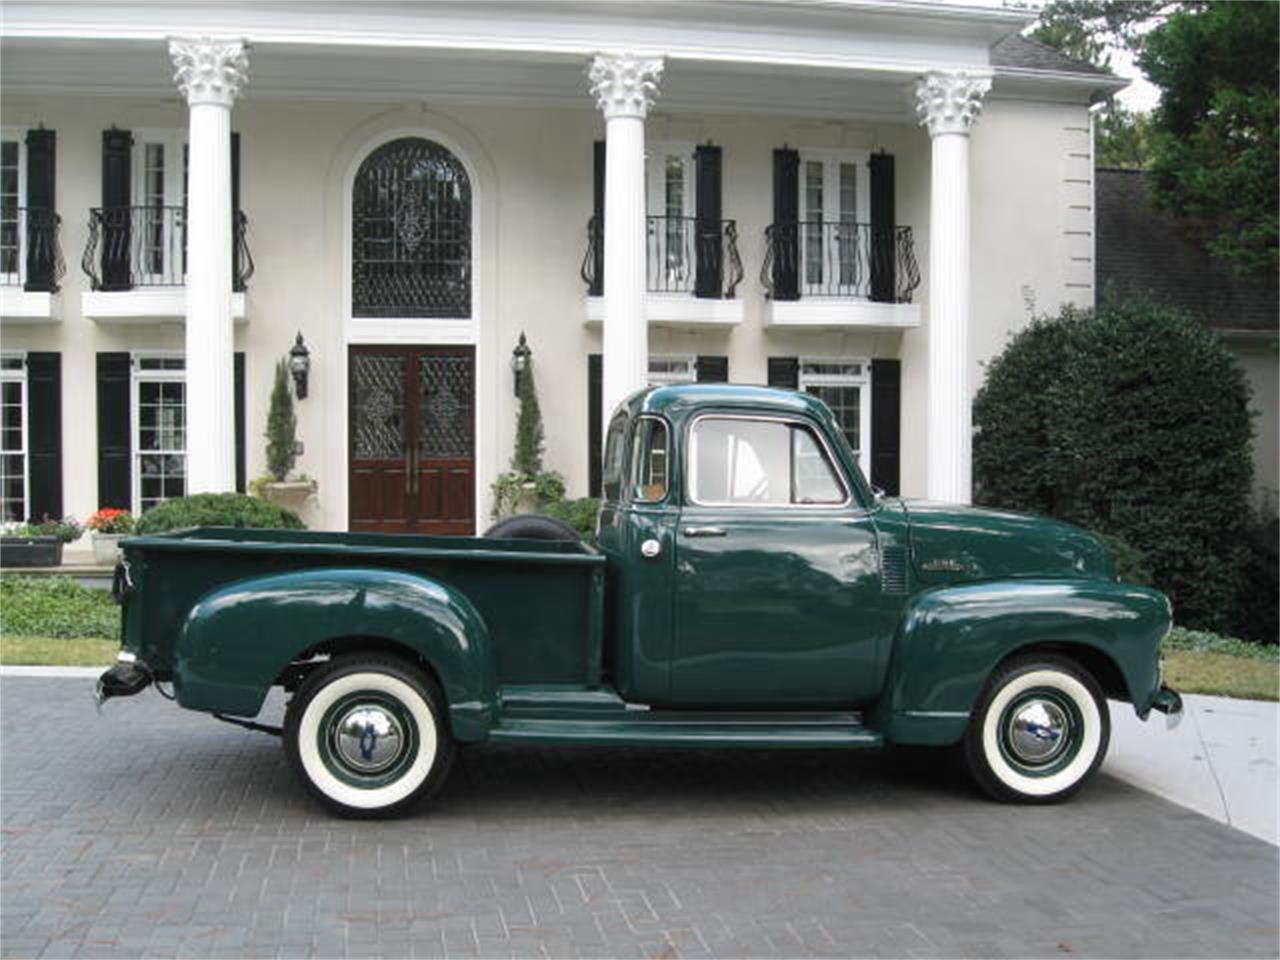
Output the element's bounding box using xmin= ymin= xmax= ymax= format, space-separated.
xmin=288 ymin=332 xmax=311 ymax=400
xmin=511 ymin=332 xmax=531 ymax=397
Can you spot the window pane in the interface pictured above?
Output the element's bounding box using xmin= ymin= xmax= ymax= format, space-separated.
xmin=601 ymin=412 xmax=628 ymax=502
xmin=805 ymin=384 xmax=861 ymax=456
xmin=792 ymin=427 xmax=844 ymax=504
xmin=630 ymin=418 xmax=669 ymax=502
xmin=692 ymin=418 xmax=791 ymax=505
xmin=839 ymin=163 xmax=857 ymax=222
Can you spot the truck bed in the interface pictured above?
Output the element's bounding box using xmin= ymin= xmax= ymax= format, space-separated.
xmin=120 ymin=527 xmax=606 ymax=688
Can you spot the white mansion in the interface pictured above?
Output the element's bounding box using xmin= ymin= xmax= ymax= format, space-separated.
xmin=0 ymin=1 xmax=1125 ymax=534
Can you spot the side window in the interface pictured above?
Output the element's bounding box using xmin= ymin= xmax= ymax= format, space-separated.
xmin=630 ymin=418 xmax=669 ymax=502
xmin=689 ymin=417 xmax=846 ymax=506
xmin=601 ymin=412 xmax=628 ymax=502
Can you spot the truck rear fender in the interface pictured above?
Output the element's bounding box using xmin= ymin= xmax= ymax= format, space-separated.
xmin=869 ymin=579 xmax=1170 ymax=746
xmin=173 ymin=567 xmax=497 ymax=740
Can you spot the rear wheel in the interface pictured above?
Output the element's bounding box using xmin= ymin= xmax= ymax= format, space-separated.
xmin=962 ymin=653 xmax=1109 ymax=804
xmin=283 ymin=655 xmax=454 ymax=818
xmin=483 ymin=514 xmax=581 ymax=541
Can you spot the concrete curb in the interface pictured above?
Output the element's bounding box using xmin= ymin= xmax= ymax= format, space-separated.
xmin=0 ymin=666 xmax=104 ymax=678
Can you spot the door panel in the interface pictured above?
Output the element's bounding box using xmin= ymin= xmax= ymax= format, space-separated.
xmin=349 ymin=345 xmax=474 ymax=534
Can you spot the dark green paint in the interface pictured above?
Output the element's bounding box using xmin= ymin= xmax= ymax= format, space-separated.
xmin=115 ymin=384 xmax=1177 ymax=750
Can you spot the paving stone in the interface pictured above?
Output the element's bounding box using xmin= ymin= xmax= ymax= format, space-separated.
xmin=2 ymin=676 xmax=1277 ymax=959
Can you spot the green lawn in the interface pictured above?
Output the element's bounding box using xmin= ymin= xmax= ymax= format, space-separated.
xmin=1164 ymin=650 xmax=1278 ymax=702
xmin=1 ymin=634 xmax=118 ymax=667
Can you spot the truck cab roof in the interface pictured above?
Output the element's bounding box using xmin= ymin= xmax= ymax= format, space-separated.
xmin=622 ymin=382 xmax=836 ymax=422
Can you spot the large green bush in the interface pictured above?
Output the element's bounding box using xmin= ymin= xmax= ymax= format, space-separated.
xmin=134 ymin=493 xmax=305 ymax=534
xmin=0 ymin=576 xmax=118 ymax=639
xmin=973 ymin=301 xmax=1257 ymax=638
xmin=542 ymin=497 xmax=601 ymax=540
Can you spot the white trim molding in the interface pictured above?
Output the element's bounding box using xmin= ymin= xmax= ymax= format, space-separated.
xmin=765 ymin=298 xmax=920 ymax=331
xmin=82 ymin=289 xmax=246 ymax=323
xmin=1 ymin=290 xmax=59 ymax=322
xmin=584 ymin=293 xmax=744 ymax=328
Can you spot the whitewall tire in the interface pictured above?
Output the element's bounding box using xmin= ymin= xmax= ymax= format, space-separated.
xmin=963 ymin=654 xmax=1109 ymax=804
xmin=283 ymin=655 xmax=454 ymax=818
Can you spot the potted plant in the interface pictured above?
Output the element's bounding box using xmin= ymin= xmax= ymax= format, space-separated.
xmin=85 ymin=508 xmax=135 ymax=565
xmin=260 ymin=359 xmax=316 ymax=510
xmin=490 ymin=335 xmax=567 ymax=520
xmin=0 ymin=516 xmax=83 ymax=568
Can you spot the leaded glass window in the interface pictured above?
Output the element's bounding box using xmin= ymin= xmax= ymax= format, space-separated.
xmin=352 ymin=138 xmax=472 ymax=319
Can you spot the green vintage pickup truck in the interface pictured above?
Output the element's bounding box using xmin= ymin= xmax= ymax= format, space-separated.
xmin=98 ymin=384 xmax=1182 ymax=817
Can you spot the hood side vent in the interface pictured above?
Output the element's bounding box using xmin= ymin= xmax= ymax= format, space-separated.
xmin=880 ymin=544 xmax=908 ymax=595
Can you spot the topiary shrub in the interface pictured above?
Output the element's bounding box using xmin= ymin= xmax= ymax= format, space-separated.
xmin=974 ymin=301 xmax=1256 ymax=638
xmin=265 ymin=359 xmax=298 ymax=482
xmin=134 ymin=493 xmax=305 ymax=535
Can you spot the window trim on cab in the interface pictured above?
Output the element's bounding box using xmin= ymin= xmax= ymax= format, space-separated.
xmin=685 ymin=412 xmax=852 ymax=509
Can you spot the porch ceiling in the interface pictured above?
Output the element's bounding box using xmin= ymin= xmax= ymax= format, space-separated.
xmin=0 ymin=1 xmax=1031 ymax=122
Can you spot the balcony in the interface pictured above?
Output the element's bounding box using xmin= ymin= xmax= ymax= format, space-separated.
xmin=0 ymin=207 xmax=66 ymax=322
xmin=761 ymin=221 xmax=921 ymax=330
xmin=582 ymin=215 xmax=745 ymax=327
xmin=80 ymin=206 xmax=254 ymax=323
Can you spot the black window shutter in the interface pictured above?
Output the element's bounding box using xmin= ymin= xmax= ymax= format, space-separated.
xmin=100 ymin=129 xmax=133 ymax=291
xmin=231 ymin=132 xmax=243 ymax=293
xmin=696 ymin=355 xmax=729 ymax=383
xmin=26 ymin=353 xmax=62 ymax=521
xmin=869 ymin=153 xmax=896 ymax=304
xmin=234 ymin=352 xmax=246 ymax=493
xmin=588 ymin=354 xmax=603 ymax=497
xmin=96 ymin=352 xmax=132 ymax=510
xmin=23 ymin=129 xmax=57 ymax=293
xmin=590 ymin=140 xmax=605 ymax=297
xmin=870 ymin=359 xmax=901 ymax=496
xmin=771 ymin=148 xmax=800 ymax=301
xmin=767 ymin=356 xmax=799 ymax=390
xmin=694 ymin=144 xmax=723 ymax=299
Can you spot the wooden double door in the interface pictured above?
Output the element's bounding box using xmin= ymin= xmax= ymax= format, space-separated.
xmin=349 ymin=345 xmax=475 ymax=535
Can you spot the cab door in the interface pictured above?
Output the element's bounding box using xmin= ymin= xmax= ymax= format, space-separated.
xmin=670 ymin=413 xmax=888 ymax=707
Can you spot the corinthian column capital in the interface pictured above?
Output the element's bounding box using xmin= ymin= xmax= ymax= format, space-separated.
xmin=588 ymin=52 xmax=665 ymax=120
xmin=914 ymin=71 xmax=991 ymax=137
xmin=169 ymin=36 xmax=250 ymax=107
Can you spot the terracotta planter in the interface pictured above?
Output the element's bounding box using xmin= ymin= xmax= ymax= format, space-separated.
xmin=0 ymin=535 xmax=63 ymax=568
xmin=92 ymin=532 xmax=125 ymax=565
xmin=262 ymin=480 xmax=317 ymax=512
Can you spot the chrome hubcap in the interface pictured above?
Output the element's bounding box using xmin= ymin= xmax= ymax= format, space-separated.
xmin=333 ymin=703 xmax=405 ymax=774
xmin=1006 ymin=698 xmax=1070 ymax=765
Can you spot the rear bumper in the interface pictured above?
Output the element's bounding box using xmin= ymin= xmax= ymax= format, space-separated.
xmin=94 ymin=654 xmax=152 ymax=709
xmin=1150 ymin=685 xmax=1184 ymax=728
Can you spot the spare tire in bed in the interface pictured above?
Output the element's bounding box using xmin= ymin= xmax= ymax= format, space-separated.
xmin=482 ymin=514 xmax=582 ymax=541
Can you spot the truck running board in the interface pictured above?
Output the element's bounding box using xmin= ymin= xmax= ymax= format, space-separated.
xmin=488 ymin=715 xmax=884 ymax=749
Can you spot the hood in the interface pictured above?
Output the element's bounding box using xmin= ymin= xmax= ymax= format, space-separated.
xmin=902 ymin=501 xmax=1114 ymax=585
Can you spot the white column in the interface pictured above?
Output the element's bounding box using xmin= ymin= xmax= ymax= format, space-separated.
xmin=169 ymin=37 xmax=249 ymax=494
xmin=588 ymin=52 xmax=664 ymax=422
xmin=915 ymin=71 xmax=990 ymax=504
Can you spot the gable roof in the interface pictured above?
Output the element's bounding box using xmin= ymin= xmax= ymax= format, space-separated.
xmin=991 ymin=34 xmax=1111 ymax=77
xmin=1095 ymin=168 xmax=1279 ymax=334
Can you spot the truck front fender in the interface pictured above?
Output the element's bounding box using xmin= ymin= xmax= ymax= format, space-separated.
xmin=870 ymin=579 xmax=1170 ymax=746
xmin=173 ymin=567 xmax=497 ymax=740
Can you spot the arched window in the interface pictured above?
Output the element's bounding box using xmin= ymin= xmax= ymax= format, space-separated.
xmin=352 ymin=137 xmax=471 ymax=318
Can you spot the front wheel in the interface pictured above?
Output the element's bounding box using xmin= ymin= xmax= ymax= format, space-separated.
xmin=283 ymin=655 xmax=455 ymax=818
xmin=962 ymin=653 xmax=1109 ymax=804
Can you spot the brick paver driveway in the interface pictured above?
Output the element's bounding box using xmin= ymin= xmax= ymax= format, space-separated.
xmin=2 ymin=676 xmax=1277 ymax=959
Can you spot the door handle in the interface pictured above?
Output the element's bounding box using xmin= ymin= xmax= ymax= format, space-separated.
xmin=683 ymin=526 xmax=726 ymax=537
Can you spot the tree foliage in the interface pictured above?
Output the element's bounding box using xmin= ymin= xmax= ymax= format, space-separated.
xmin=512 ymin=357 xmax=545 ymax=476
xmin=265 ymin=359 xmax=298 ymax=482
xmin=973 ymin=301 xmax=1258 ymax=638
xmin=1030 ymin=0 xmax=1278 ymax=274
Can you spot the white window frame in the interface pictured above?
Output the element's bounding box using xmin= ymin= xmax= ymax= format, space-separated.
xmin=130 ymin=351 xmax=187 ymax=515
xmin=132 ymin=129 xmax=188 ymax=286
xmin=647 ymin=354 xmax=697 ymax=387
xmin=798 ymin=357 xmax=871 ymax=481
xmin=0 ymin=129 xmax=28 ymax=287
xmin=0 ymin=352 xmax=29 ymax=522
xmin=798 ymin=148 xmax=871 ymax=297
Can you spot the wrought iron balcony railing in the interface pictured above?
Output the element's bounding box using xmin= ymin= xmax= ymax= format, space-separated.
xmin=0 ymin=207 xmax=66 ymax=292
xmin=761 ymin=221 xmax=920 ymax=304
xmin=581 ymin=215 xmax=744 ymax=300
xmin=82 ymin=206 xmax=255 ymax=292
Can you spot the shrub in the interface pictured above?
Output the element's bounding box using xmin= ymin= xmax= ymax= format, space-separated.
xmin=974 ymin=301 xmax=1256 ymax=638
xmin=134 ymin=493 xmax=304 ymax=535
xmin=24 ymin=517 xmax=83 ymax=543
xmin=0 ymin=576 xmax=118 ymax=639
xmin=85 ymin=508 xmax=135 ymax=535
xmin=1095 ymin=532 xmax=1154 ymax=587
xmin=265 ymin=359 xmax=298 ymax=481
xmin=542 ymin=497 xmax=601 ymax=539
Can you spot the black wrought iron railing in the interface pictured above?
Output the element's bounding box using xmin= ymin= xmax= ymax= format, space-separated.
xmin=82 ymin=206 xmax=254 ymax=292
xmin=761 ymin=221 xmax=920 ymax=304
xmin=581 ymin=215 xmax=744 ymax=300
xmin=0 ymin=207 xmax=66 ymax=292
